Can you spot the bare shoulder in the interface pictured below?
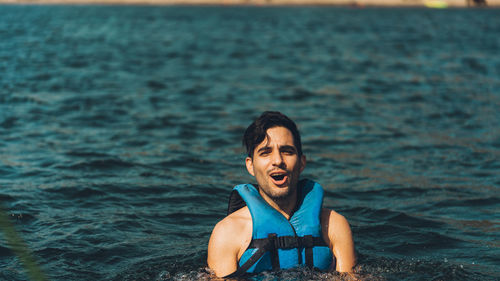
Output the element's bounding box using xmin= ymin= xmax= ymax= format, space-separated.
xmin=207 ymin=207 xmax=252 ymax=277
xmin=213 ymin=206 xmax=252 ymax=237
xmin=227 ymin=205 xmax=252 ymax=224
xmin=321 ymin=208 xmax=351 ymax=237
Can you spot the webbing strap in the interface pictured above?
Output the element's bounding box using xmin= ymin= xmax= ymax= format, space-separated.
xmin=223 ymin=245 xmax=269 ymax=278
xmin=248 ymin=235 xmax=327 ymax=250
xmin=225 ymin=234 xmax=328 ymax=277
xmin=303 ymin=235 xmax=314 ymax=269
xmin=268 ymin=234 xmax=280 ymax=271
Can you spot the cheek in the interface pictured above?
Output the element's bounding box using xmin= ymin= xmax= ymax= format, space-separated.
xmin=287 ymin=157 xmax=300 ymax=169
xmin=254 ymin=160 xmax=269 ymax=176
xmin=255 ymin=163 xmax=265 ymax=175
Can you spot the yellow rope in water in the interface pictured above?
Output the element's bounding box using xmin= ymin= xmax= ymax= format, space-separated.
xmin=0 ymin=204 xmax=49 ymax=281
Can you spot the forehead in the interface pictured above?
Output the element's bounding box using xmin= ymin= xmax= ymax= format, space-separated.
xmin=256 ymin=126 xmax=295 ymax=148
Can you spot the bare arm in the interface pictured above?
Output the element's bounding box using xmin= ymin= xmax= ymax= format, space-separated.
xmin=321 ymin=208 xmax=356 ymax=272
xmin=207 ymin=208 xmax=252 ymax=277
xmin=207 ymin=219 xmax=239 ymax=277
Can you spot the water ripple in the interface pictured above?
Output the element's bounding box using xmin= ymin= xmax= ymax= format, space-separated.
xmin=1 ymin=6 xmax=499 ymax=281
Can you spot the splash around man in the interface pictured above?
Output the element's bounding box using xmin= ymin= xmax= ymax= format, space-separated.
xmin=207 ymin=111 xmax=356 ymax=278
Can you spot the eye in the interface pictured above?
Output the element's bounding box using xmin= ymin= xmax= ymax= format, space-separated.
xmin=281 ymin=148 xmax=296 ymax=155
xmin=259 ymin=149 xmax=271 ymax=156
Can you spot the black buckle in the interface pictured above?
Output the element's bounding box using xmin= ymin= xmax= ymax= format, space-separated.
xmin=303 ymin=235 xmax=314 ymax=248
xmin=276 ymin=236 xmax=299 ymax=249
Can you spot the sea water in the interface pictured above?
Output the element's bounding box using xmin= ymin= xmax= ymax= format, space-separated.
xmin=0 ymin=5 xmax=499 ymax=281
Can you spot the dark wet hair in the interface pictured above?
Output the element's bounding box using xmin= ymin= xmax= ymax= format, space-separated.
xmin=243 ymin=111 xmax=303 ymax=158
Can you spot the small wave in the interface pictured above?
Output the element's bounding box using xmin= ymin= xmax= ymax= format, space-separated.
xmin=65 ymin=151 xmax=112 ymax=158
xmin=206 ymin=137 xmax=233 ymax=147
xmin=111 ymin=253 xmax=206 ymax=281
xmin=0 ymin=94 xmax=47 ymax=105
xmin=0 ymin=193 xmax=15 ymax=202
xmin=136 ymin=114 xmax=180 ymax=130
xmin=0 ymin=166 xmax=17 ymax=179
xmin=147 ymin=80 xmax=167 ymax=90
xmin=278 ymin=87 xmax=317 ymax=101
xmin=72 ymin=187 xmax=108 ymax=198
xmin=344 ymin=206 xmax=404 ymax=222
xmin=45 ymin=186 xmax=107 ymax=200
xmin=355 ymin=255 xmax=493 ymax=281
xmin=155 ymin=261 xmax=483 ymax=281
xmin=386 ymin=231 xmax=466 ymax=255
xmin=0 ymin=245 xmax=14 ymax=257
xmin=0 ymin=116 xmax=18 ymax=129
xmin=58 ymin=158 xmax=135 ymax=171
xmin=305 ymin=137 xmax=355 ymax=147
xmin=435 ymin=196 xmax=500 ymax=208
xmin=157 ymin=268 xmax=372 ymax=281
xmin=164 ymin=213 xmax=220 ymax=226
xmin=156 ymin=157 xmax=216 ymax=172
xmin=5 ymin=212 xmax=36 ymax=223
xmin=340 ymin=186 xmax=431 ymax=199
xmin=462 ymin=57 xmax=488 ymax=74
xmin=387 ymin=212 xmax=444 ymax=229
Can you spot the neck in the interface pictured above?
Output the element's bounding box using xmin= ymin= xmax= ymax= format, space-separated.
xmin=259 ymin=189 xmax=298 ymax=220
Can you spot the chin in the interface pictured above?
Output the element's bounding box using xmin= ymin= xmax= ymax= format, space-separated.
xmin=269 ymin=188 xmax=292 ymax=199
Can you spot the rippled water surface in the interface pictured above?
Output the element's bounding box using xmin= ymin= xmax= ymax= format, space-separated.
xmin=1 ymin=5 xmax=499 ymax=281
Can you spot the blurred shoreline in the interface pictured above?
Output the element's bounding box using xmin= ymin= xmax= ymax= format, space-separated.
xmin=0 ymin=0 xmax=498 ymax=8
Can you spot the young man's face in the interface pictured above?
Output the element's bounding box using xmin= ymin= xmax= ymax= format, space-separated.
xmin=245 ymin=126 xmax=306 ymax=201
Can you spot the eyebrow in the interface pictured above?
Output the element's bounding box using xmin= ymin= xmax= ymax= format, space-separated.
xmin=256 ymin=145 xmax=297 ymax=153
xmin=257 ymin=146 xmax=272 ymax=153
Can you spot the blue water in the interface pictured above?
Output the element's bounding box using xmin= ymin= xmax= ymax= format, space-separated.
xmin=1 ymin=5 xmax=499 ymax=281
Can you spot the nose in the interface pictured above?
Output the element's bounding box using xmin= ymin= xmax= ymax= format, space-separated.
xmin=271 ymin=150 xmax=284 ymax=167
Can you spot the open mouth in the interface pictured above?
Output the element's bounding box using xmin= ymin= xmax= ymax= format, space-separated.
xmin=271 ymin=174 xmax=286 ymax=181
xmin=270 ymin=172 xmax=288 ymax=185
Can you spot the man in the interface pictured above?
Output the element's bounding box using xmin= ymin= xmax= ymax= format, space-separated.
xmin=207 ymin=111 xmax=356 ymax=278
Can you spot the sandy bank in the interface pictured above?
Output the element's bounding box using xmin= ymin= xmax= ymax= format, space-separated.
xmin=0 ymin=0 xmax=498 ymax=7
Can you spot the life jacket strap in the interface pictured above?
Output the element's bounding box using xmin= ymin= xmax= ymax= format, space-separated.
xmin=223 ymin=244 xmax=269 ymax=279
xmin=223 ymin=233 xmax=279 ymax=278
xmin=303 ymin=235 xmax=314 ymax=269
xmin=268 ymin=233 xmax=280 ymax=271
xmin=248 ymin=235 xmax=327 ymax=250
xmin=224 ymin=234 xmax=328 ymax=277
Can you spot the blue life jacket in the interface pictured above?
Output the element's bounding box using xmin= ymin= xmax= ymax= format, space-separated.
xmin=225 ymin=179 xmax=334 ymax=277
